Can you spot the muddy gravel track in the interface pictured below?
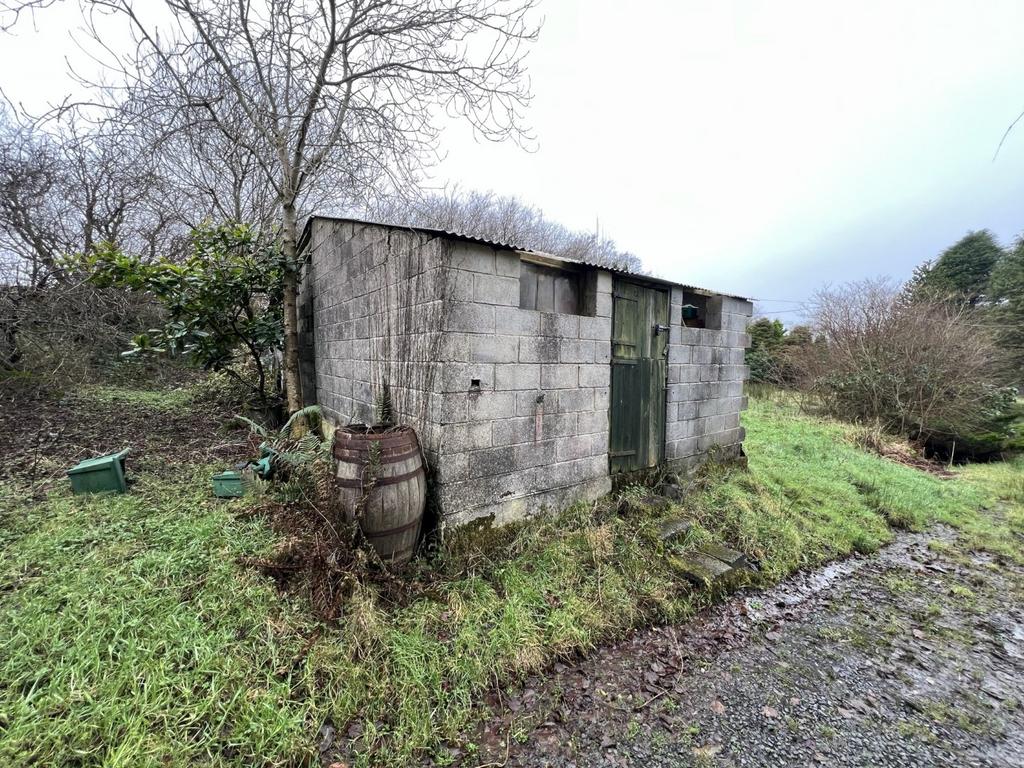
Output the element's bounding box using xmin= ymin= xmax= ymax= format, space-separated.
xmin=453 ymin=525 xmax=1024 ymax=768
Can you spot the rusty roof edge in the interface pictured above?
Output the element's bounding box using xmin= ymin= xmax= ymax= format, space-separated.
xmin=303 ymin=214 xmax=752 ymax=302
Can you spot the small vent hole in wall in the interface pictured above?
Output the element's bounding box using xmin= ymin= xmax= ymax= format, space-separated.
xmin=469 ymin=378 xmax=481 ymax=391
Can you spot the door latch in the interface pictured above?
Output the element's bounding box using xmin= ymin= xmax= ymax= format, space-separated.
xmin=653 ymin=324 xmax=670 ymax=336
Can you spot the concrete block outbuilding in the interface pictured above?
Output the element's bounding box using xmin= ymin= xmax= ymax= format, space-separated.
xmin=297 ymin=217 xmax=753 ymax=527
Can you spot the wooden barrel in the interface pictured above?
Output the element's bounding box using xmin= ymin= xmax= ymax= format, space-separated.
xmin=333 ymin=425 xmax=426 ymax=564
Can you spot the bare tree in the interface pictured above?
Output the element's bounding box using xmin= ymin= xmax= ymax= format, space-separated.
xmin=374 ymin=187 xmax=645 ymax=272
xmin=9 ymin=0 xmax=540 ymax=414
xmin=793 ymin=277 xmax=1019 ymax=457
xmin=0 ymin=105 xmax=181 ymax=286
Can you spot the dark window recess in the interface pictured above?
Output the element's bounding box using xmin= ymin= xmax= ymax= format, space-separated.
xmin=519 ymin=261 xmax=582 ymax=314
xmin=681 ymin=292 xmax=708 ymax=328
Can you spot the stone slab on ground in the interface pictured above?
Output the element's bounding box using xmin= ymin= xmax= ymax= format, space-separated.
xmin=671 ymin=552 xmax=734 ymax=586
xmin=658 ymin=519 xmax=693 ymax=543
xmin=699 ymin=541 xmax=747 ymax=569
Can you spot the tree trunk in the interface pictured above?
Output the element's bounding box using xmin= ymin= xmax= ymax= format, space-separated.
xmin=281 ymin=201 xmax=303 ymax=415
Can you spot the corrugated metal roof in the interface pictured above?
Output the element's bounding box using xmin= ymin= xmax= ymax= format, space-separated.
xmin=301 ymin=214 xmax=750 ymax=301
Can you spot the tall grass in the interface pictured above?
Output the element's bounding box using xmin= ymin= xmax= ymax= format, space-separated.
xmin=0 ymin=391 xmax=1020 ymax=766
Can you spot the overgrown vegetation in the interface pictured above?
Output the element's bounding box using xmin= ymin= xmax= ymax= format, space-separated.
xmin=2 ymin=388 xmax=1021 ymax=767
xmin=744 ymin=317 xmax=812 ymax=385
xmin=84 ymin=223 xmax=286 ymax=409
xmin=750 ymin=228 xmax=1024 ymax=459
xmin=798 ymin=278 xmax=1022 ymax=459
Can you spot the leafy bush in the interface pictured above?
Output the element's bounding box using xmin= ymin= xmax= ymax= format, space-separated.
xmin=745 ymin=317 xmax=814 ymax=386
xmin=83 ymin=223 xmax=285 ymax=408
xmin=795 ymin=278 xmax=1021 ymax=459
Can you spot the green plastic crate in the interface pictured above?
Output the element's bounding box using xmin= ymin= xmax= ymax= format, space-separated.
xmin=67 ymin=449 xmax=129 ymax=495
xmin=212 ymin=470 xmax=245 ymax=498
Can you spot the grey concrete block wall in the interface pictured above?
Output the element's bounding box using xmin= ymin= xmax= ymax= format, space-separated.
xmin=432 ymin=246 xmax=613 ymax=527
xmin=297 ymin=219 xmax=452 ymax=470
xmin=299 ymin=216 xmax=753 ymax=529
xmin=664 ymin=290 xmax=753 ymax=473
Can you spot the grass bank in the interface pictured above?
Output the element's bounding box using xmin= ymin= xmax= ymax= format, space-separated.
xmin=0 ymin=392 xmax=1020 ymax=766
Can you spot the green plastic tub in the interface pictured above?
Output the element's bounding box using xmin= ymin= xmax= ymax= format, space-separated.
xmin=67 ymin=449 xmax=129 ymax=495
xmin=212 ymin=470 xmax=245 ymax=498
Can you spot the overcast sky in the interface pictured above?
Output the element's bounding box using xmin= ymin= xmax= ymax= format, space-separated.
xmin=3 ymin=0 xmax=1024 ymax=314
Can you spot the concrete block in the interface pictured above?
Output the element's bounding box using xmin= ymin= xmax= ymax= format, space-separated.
xmin=674 ymin=327 xmax=702 ymax=346
xmin=666 ymin=437 xmax=698 ymax=460
xmin=540 ymin=313 xmax=579 ymax=338
xmin=697 ymin=428 xmax=745 ymax=452
xmin=704 ymin=297 xmax=724 ymax=331
xmin=676 ymin=400 xmax=698 ymax=420
xmin=721 ymin=347 xmax=746 ymax=366
xmin=470 ymin=334 xmax=519 ymax=363
xmin=596 ymin=271 xmax=612 ymax=293
xmin=577 ymin=409 xmax=608 ymax=434
xmin=442 ymin=422 xmax=493 ymax=453
xmin=474 ymin=273 xmax=519 ymax=306
xmin=466 ymin=391 xmax=516 ymax=421
xmin=435 ymin=452 xmax=469 ymax=483
xmin=721 ymin=312 xmax=751 ymax=333
xmin=468 ymin=446 xmax=516 ymax=479
xmin=719 ymin=411 xmax=742 ymax=430
xmin=490 ymin=416 xmax=534 ymax=447
xmin=578 ymin=363 xmax=610 ymax=388
xmin=579 ymin=315 xmax=612 ymax=340
xmin=449 ymin=276 xmax=475 ymax=302
xmin=697 ymin=398 xmax=719 ymax=419
xmin=722 ymin=296 xmax=753 ymax=315
xmin=496 ymin=252 xmax=521 ymax=277
xmin=596 ymin=292 xmax=613 ymax=317
xmin=492 ymin=412 xmax=577 ymax=446
xmin=675 ymin=368 xmax=700 ymax=387
xmin=513 ymin=440 xmax=558 ymax=469
xmin=450 ymin=242 xmax=495 ymax=274
xmin=701 ymin=329 xmax=729 ymax=347
xmin=691 ymin=346 xmax=714 ymax=365
xmin=667 ymin=383 xmax=698 ymax=402
xmin=494 ymin=363 xmax=541 ymax=391
xmin=515 ymin=389 xmax=547 ymax=417
xmin=555 ymin=432 xmax=604 ymax=461
xmin=541 ymin=364 xmax=579 ymax=389
xmin=700 ymin=365 xmax=721 ymax=382
xmin=594 ymin=341 xmax=611 ymax=364
xmin=440 ymin=333 xmax=471 ymax=364
xmin=668 ymin=345 xmax=692 ymax=365
xmin=447 ymin=302 xmax=496 ymax=334
xmin=496 ymin=308 xmax=542 ymax=336
xmin=720 ymin=364 xmax=750 ymax=381
xmin=560 ymin=339 xmax=595 ymax=364
xmin=519 ymin=336 xmax=560 ymax=364
xmin=666 ymin=420 xmax=698 ymax=441
xmin=593 ymin=387 xmax=610 ymax=410
xmin=440 ymin=362 xmax=494 ymax=393
xmin=557 ymin=388 xmax=594 ymax=413
xmin=725 ymin=331 xmax=752 ymax=349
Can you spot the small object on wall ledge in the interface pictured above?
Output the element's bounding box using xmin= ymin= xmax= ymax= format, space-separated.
xmin=212 ymin=470 xmax=245 ymax=498
xmin=67 ymin=448 xmax=130 ymax=495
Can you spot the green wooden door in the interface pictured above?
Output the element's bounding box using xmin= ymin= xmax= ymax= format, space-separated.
xmin=609 ymin=279 xmax=669 ymax=473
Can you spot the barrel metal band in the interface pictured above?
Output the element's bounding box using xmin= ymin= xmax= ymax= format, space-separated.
xmin=362 ymin=517 xmax=422 ymax=539
xmin=333 ymin=448 xmax=421 ymax=464
xmin=336 ymin=465 xmax=425 ymax=489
